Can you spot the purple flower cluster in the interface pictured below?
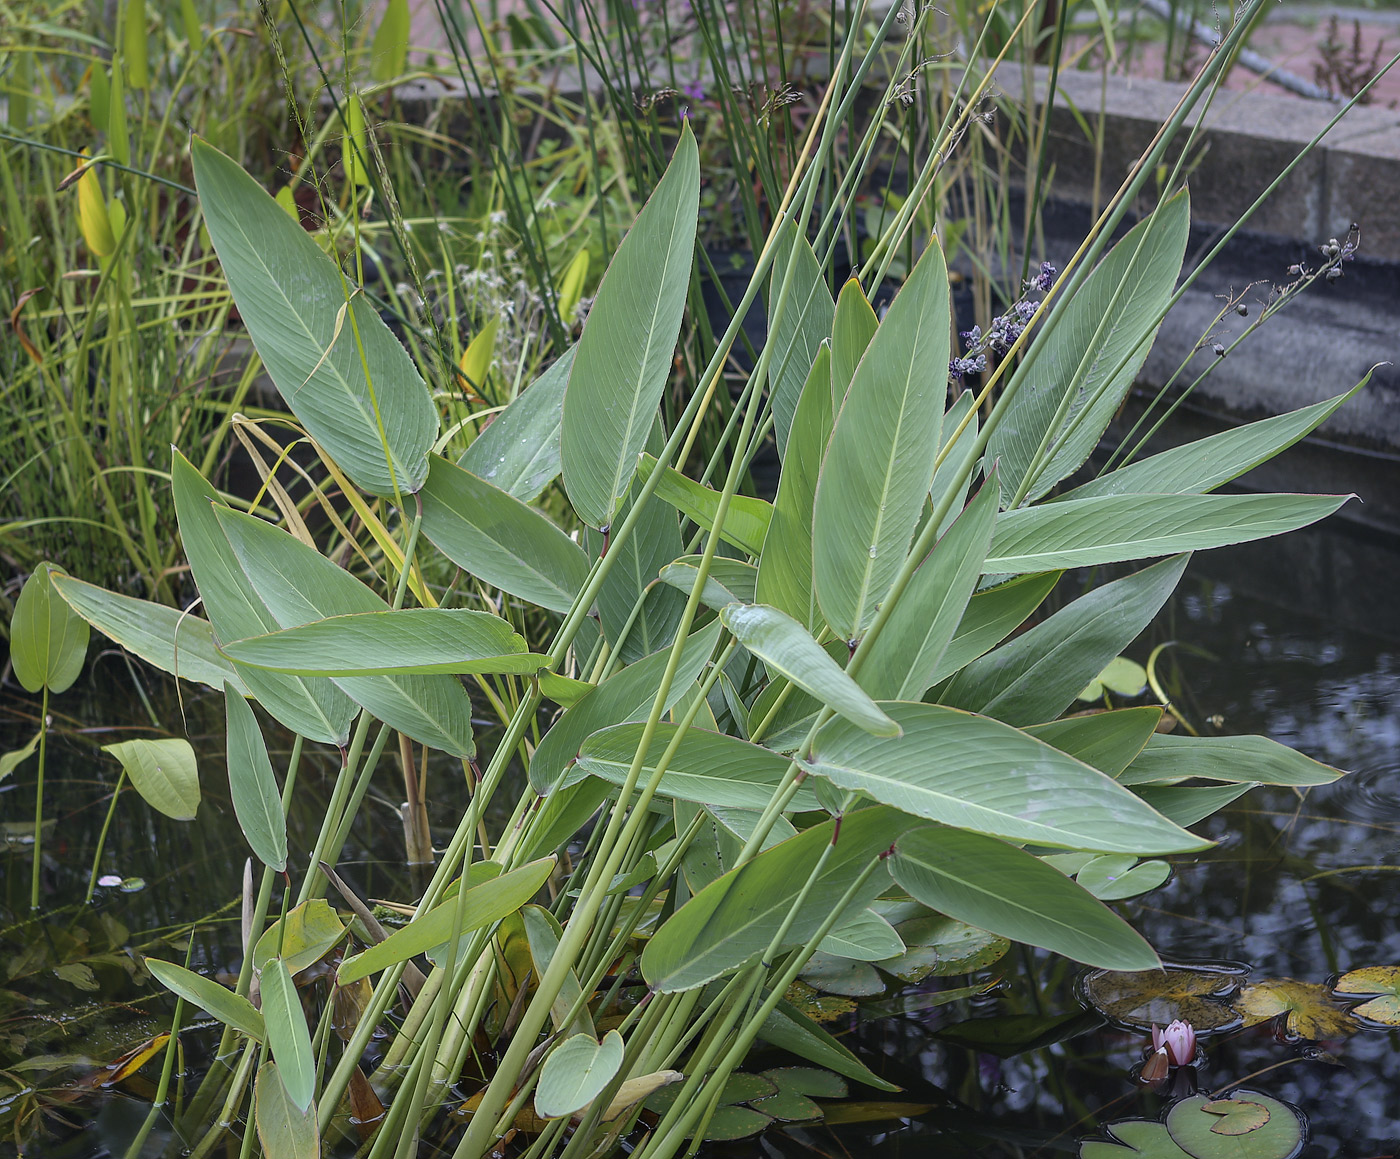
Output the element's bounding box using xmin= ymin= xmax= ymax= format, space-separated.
xmin=948 ymin=262 xmax=1057 ymax=381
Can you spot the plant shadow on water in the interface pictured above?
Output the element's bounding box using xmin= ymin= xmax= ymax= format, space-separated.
xmin=3 ymin=528 xmax=1398 ymax=1157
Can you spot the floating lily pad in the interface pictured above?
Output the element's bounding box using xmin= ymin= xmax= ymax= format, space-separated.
xmin=1333 ymin=966 xmax=1400 ymax=1026
xmin=783 ymin=979 xmax=857 ymax=1024
xmin=1236 ymin=979 xmax=1355 ymax=1041
xmin=750 ymin=1067 xmax=846 ymax=1121
xmin=1165 ymin=1091 xmax=1304 ymax=1159
xmin=799 ymin=952 xmax=886 ymax=997
xmin=1080 ymin=1118 xmax=1195 ymax=1158
xmin=702 ymin=1105 xmax=771 ymax=1140
xmin=877 ymin=915 xmax=1010 ymax=983
xmin=1075 ymin=856 xmax=1172 ymax=901
xmin=1081 ymin=964 xmax=1244 ymax=1032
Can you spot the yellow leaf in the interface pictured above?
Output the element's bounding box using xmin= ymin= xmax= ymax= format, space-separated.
xmin=1236 ymin=978 xmax=1356 ymax=1040
xmin=557 ymin=247 xmax=590 ymax=325
xmin=345 ymin=94 xmax=370 ymax=188
xmin=76 ymin=152 xmax=116 ymax=257
xmin=459 ymin=316 xmax=498 ymax=400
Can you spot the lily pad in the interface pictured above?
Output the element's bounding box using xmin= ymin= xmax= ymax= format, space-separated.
xmin=1236 ymin=979 xmax=1355 ymax=1041
xmin=1081 ymin=964 xmax=1245 ymax=1032
xmin=876 ymin=914 xmax=1010 ymax=983
xmin=1081 ymin=1118 xmax=1195 ymax=1158
xmin=1165 ymin=1091 xmax=1304 ymax=1159
xmin=1071 ymin=855 xmax=1172 ymax=902
xmin=702 ymin=1104 xmax=771 ymax=1140
xmin=799 ymin=952 xmax=886 ymax=997
xmin=750 ymin=1068 xmax=847 ymax=1121
xmin=783 ymin=979 xmax=857 ymax=1024
xmin=1333 ymin=965 xmax=1400 ymax=1026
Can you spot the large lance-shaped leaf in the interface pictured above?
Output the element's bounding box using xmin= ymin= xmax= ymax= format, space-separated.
xmin=145 ymin=959 xmax=265 ymax=1042
xmin=191 ymin=138 xmax=437 ymax=496
xmin=103 ymin=738 xmax=200 ymax=820
xmin=562 ymin=123 xmax=699 ymax=527
xmin=1117 ymin=733 xmax=1343 ymax=787
xmin=887 ymin=826 xmax=1159 ymax=970
xmin=225 ymin=682 xmax=287 ymax=871
xmin=1023 ymin=707 xmax=1163 ymax=779
xmin=991 ymin=191 xmax=1189 ymax=504
xmin=261 ymin=958 xmax=315 ymax=1112
xmin=337 ymin=857 xmax=556 ymax=983
xmin=10 ymin=562 xmax=88 ymax=694
xmin=828 ymin=278 xmax=878 ymax=404
xmin=1060 ymin=380 xmax=1368 ymax=503
xmin=213 ymin=506 xmax=476 ymax=758
xmin=757 ymin=342 xmax=832 ymax=629
xmin=592 ymin=425 xmax=686 ymax=664
xmin=636 ymin=456 xmax=773 ymax=557
xmin=929 ymin=389 xmax=981 ymax=538
xmin=254 ymin=1062 xmax=319 ymax=1159
xmin=984 ymin=492 xmax=1349 ymax=574
xmin=576 ymin=723 xmax=822 ymax=811
xmin=221 ymin=609 xmax=541 ymax=676
xmin=536 ymin=1031 xmax=626 ymax=1119
xmin=813 ymin=241 xmax=950 ymax=639
xmin=459 ymin=347 xmax=574 ymax=501
xmin=528 ymin=619 xmax=722 ymax=793
xmin=940 ymin=554 xmax=1188 ymax=726
xmin=171 ymin=450 xmax=356 ymax=746
xmin=641 ymin=807 xmax=919 ymax=992
xmin=50 ymin=574 xmax=248 ymax=693
xmin=929 ymin=572 xmax=1060 ymax=686
xmin=859 ymin=473 xmax=1000 ymax=701
xmin=720 ymin=604 xmax=897 ymax=737
xmin=419 ymin=455 xmax=591 ymax=614
xmin=808 ymin=703 xmax=1205 ymax=853
xmin=768 ymin=223 xmax=835 ymax=458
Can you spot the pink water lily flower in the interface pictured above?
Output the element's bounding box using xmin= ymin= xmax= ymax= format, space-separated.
xmin=1151 ymin=1019 xmax=1197 ymax=1067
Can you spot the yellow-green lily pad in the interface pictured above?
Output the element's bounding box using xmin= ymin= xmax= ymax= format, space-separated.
xmin=1235 ymin=979 xmax=1355 ymax=1041
xmin=1081 ymin=964 xmax=1244 ymax=1032
xmin=1333 ymin=965 xmax=1400 ymax=1026
xmin=1079 ymin=656 xmax=1149 ymax=702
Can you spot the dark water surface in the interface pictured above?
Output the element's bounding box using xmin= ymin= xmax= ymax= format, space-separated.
xmin=3 ymin=528 xmax=1398 ymax=1157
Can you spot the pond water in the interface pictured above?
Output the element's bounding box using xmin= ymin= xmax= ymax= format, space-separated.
xmin=3 ymin=524 xmax=1398 ymax=1158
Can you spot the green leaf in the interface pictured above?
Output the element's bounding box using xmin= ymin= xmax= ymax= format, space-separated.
xmin=1117 ymin=733 xmax=1342 ymax=787
xmin=641 ymin=807 xmax=918 ymax=992
xmin=930 ymin=572 xmax=1060 ymax=685
xmin=874 ymin=913 xmax=1009 ymax=983
xmin=171 ymin=450 xmax=356 ymax=746
xmin=102 ymin=738 xmax=199 ymax=820
xmin=636 ymin=455 xmax=773 ymax=557
xmin=940 ymin=555 xmax=1188 ymax=726
xmin=253 ymin=900 xmax=347 ymax=976
xmin=592 ymin=434 xmax=687 ymax=663
xmin=1080 ymin=655 xmax=1149 ymax=701
xmin=254 ymin=1062 xmax=320 ymax=1159
xmin=49 ymin=573 xmax=248 ymax=694
xmin=562 ymin=124 xmax=699 ymax=527
xmin=663 ymin=556 xmax=758 ymax=604
xmin=146 ymin=959 xmax=264 ymax=1042
xmin=225 ymin=683 xmax=287 ymax=871
xmin=985 ymin=493 xmax=1348 ymax=575
xmin=658 ymin=562 xmax=746 ymax=611
xmin=214 ymin=506 xmax=477 ymax=758
xmin=929 ymin=389 xmax=981 ymax=538
xmin=1072 ymin=855 xmax=1171 ymax=901
xmin=419 ymin=455 xmax=591 ymax=614
xmin=191 ymin=138 xmax=437 ymax=497
xmin=576 ymin=723 xmax=821 ymax=812
xmin=1334 ymin=966 xmax=1400 ymax=1026
xmin=810 ymin=703 xmax=1204 ymax=853
xmin=888 ymin=826 xmax=1159 ymax=970
xmin=1023 ymin=708 xmax=1163 ymax=778
xmin=1166 ymin=1091 xmax=1304 ymax=1159
xmin=536 ymin=1031 xmax=625 ymax=1119
xmin=759 ymin=998 xmax=900 ymax=1091
xmin=829 ymin=278 xmax=878 ymax=403
xmin=529 ymin=620 xmax=721 ymax=793
xmin=459 ymin=347 xmax=574 ymax=501
xmin=337 ymin=857 xmax=556 ymax=983
xmin=261 ymin=958 xmax=315 ymax=1112
xmin=769 ymin=225 xmax=835 ymax=458
xmin=993 ymin=192 xmax=1189 ymax=503
xmin=123 ymin=0 xmax=148 ymax=88
xmin=860 ymin=473 xmax=1000 ymax=700
xmin=10 ymin=562 xmax=88 ymax=694
xmin=369 ymin=0 xmax=409 ymax=80
xmin=0 ymin=733 xmax=40 ymax=783
xmin=521 ymin=905 xmax=594 ymax=1037
xmin=1134 ymin=782 xmax=1252 ymax=827
xmin=813 ymin=242 xmax=950 ymax=638
xmin=222 ymin=609 xmax=541 ymax=676
xmin=1081 ymin=1118 xmax=1195 ymax=1159
xmin=1061 ymin=380 xmax=1368 ymax=503
xmin=817 ymin=908 xmax=904 ymax=961
xmin=758 ymin=342 xmax=832 ymax=630
xmin=720 ymin=604 xmax=897 ymax=737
